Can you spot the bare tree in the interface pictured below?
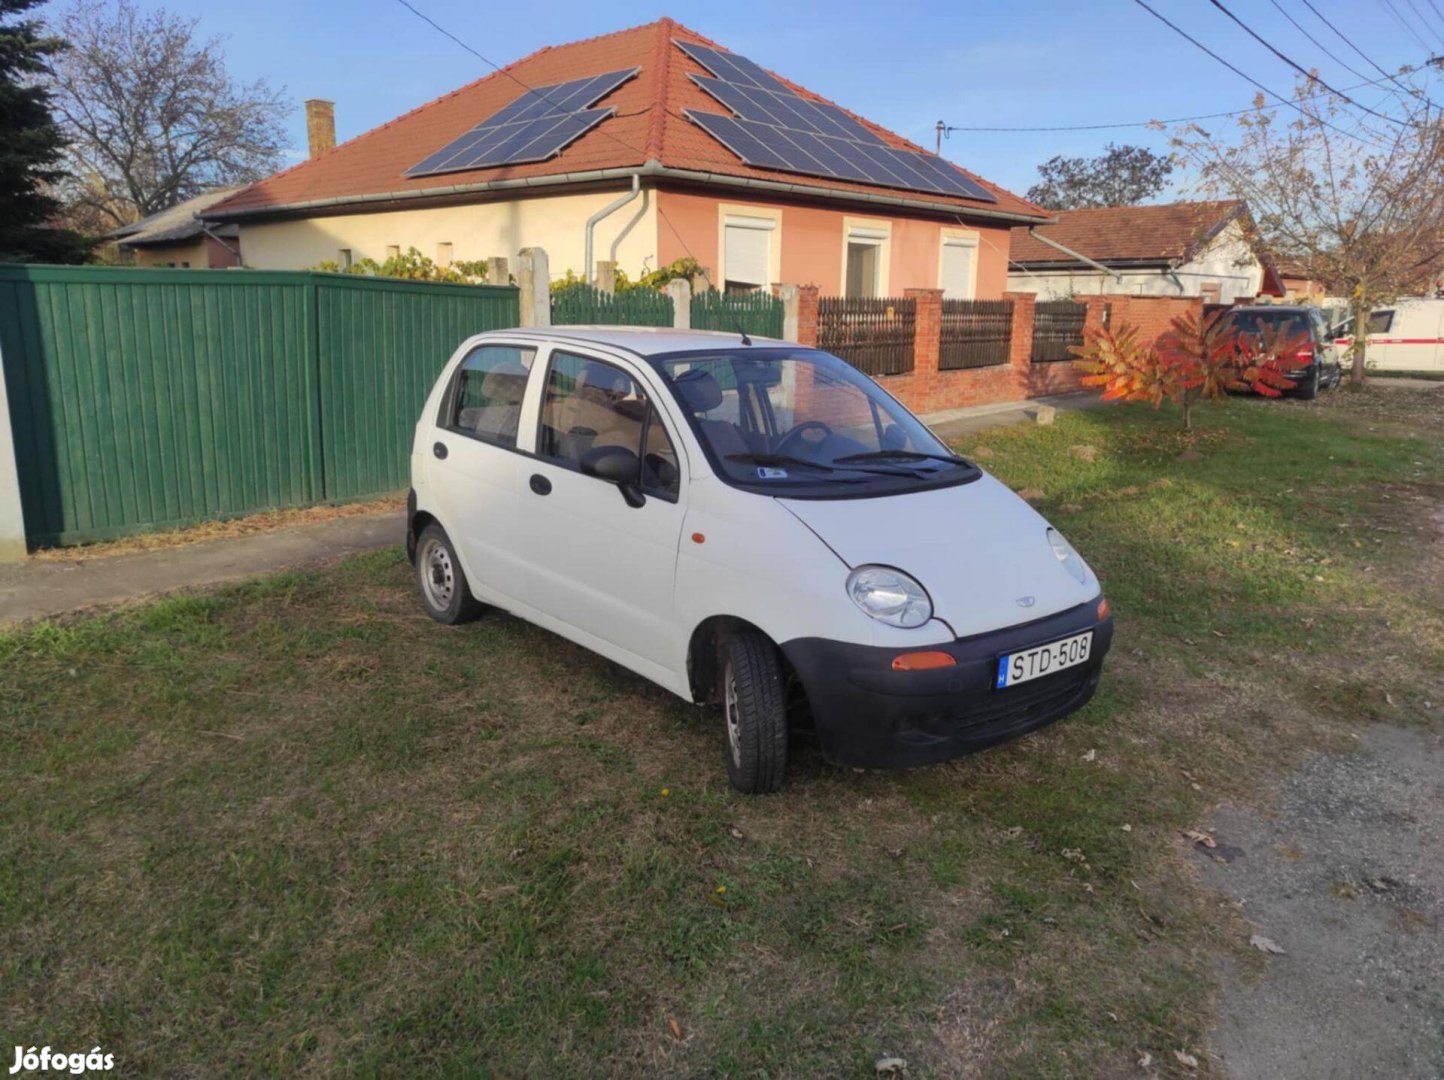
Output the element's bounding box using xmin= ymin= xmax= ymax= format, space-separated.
xmin=1174 ymin=75 xmax=1444 ymax=384
xmin=46 ymin=0 xmax=287 ymax=229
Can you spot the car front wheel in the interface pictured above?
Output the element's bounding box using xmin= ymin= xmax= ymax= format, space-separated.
xmin=415 ymin=523 xmax=484 ymax=625
xmin=721 ymin=630 xmax=788 ymax=794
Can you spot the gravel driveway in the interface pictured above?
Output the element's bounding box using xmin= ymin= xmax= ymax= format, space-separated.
xmin=1201 ymin=724 xmax=1444 ymax=1078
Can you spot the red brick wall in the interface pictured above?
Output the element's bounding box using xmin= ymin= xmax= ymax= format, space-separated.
xmin=1109 ymin=295 xmax=1202 ymax=351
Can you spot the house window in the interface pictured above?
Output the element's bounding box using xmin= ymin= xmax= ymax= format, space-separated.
xmin=939 ymin=235 xmax=977 ymax=299
xmin=338 ymin=248 xmax=353 ymax=269
xmin=386 ymin=245 xmax=400 ymax=260
xmin=722 ymin=214 xmax=775 ymax=293
xmin=844 ymin=225 xmax=888 ymax=298
xmin=437 ymin=242 xmax=453 ymax=267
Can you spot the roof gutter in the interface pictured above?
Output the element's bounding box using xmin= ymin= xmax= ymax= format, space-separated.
xmin=202 ymin=158 xmax=1052 ymax=227
xmin=584 ymin=172 xmax=641 ymax=285
xmin=1026 ymin=228 xmax=1122 ymax=283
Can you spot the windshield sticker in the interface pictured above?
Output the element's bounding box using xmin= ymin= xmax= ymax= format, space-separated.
xmin=756 ymin=466 xmax=789 ymax=480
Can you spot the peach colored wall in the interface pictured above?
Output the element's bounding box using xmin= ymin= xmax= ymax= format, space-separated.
xmin=655 ymin=187 xmax=1010 ymax=297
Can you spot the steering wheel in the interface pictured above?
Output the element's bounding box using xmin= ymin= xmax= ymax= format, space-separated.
xmin=774 ymin=420 xmax=834 ymax=458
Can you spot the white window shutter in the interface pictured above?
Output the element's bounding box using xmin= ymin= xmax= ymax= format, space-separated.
xmin=724 ymin=220 xmax=771 ymax=288
xmin=941 ymin=240 xmax=975 ymax=299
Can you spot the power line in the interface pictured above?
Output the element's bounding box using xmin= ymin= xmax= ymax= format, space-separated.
xmin=1205 ymin=0 xmax=1407 ymax=125
xmin=1129 ymin=0 xmax=1392 ymax=146
xmin=1297 ymin=0 xmax=1433 ymax=101
xmin=1399 ymin=0 xmax=1444 ymax=49
xmin=1267 ymin=0 xmax=1372 ymax=84
xmin=1380 ymin=0 xmax=1436 ymax=51
xmin=934 ymin=73 xmax=1401 ymax=132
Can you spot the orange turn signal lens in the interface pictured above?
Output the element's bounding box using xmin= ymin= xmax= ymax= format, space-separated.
xmin=891 ymin=651 xmax=957 ymax=672
xmin=1097 ymin=597 xmax=1111 ymax=620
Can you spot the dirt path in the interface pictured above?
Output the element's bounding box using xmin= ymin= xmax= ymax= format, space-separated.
xmin=1201 ymin=723 xmax=1444 ymax=1078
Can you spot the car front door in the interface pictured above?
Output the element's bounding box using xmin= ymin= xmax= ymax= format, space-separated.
xmin=510 ymin=348 xmax=687 ymax=677
xmin=428 ymin=341 xmax=540 ymax=608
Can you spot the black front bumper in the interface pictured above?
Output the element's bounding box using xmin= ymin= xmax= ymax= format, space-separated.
xmin=782 ymin=600 xmax=1113 ymax=769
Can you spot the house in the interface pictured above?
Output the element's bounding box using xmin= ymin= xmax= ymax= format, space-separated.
xmin=111 ymin=187 xmax=246 ymax=268
xmin=1006 ymin=200 xmax=1283 ymax=304
xmin=203 ymin=19 xmax=1049 ymax=297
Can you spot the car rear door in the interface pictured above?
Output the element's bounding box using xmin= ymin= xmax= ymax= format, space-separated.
xmin=427 ymin=341 xmax=541 ymax=608
xmin=509 ymin=347 xmax=687 ymax=678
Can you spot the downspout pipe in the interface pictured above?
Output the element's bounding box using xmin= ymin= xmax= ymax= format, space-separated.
xmin=1027 ymin=227 xmax=1122 ymax=284
xmin=195 ymin=217 xmax=243 ymax=264
xmin=584 ymin=173 xmax=641 ymax=285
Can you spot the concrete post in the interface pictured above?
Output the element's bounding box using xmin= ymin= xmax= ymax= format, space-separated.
xmin=0 ymin=341 xmax=28 ymax=561
xmin=666 ymin=278 xmax=691 ymax=329
xmin=515 ymin=247 xmax=551 ymax=328
xmin=594 ymin=261 xmax=617 ymax=294
xmin=486 ymin=256 xmax=509 ymax=285
xmin=780 ymin=284 xmax=799 ymax=342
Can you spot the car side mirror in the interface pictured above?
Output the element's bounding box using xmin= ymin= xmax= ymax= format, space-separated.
xmin=580 ymin=446 xmax=646 ymax=508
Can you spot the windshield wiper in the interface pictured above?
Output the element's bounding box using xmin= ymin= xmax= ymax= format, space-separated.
xmin=833 ymin=449 xmax=974 ymax=467
xmin=726 ymin=452 xmax=835 ymax=472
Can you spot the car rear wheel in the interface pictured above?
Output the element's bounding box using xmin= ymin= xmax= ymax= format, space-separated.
xmin=1297 ymin=363 xmax=1321 ymax=400
xmin=415 ymin=523 xmax=484 ymax=625
xmin=720 ymin=630 xmax=789 ymax=794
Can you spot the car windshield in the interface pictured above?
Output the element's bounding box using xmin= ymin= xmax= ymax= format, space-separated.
xmin=653 ymin=347 xmax=980 ymax=498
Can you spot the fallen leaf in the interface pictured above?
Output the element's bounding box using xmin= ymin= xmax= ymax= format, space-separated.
xmin=1183 ymin=829 xmax=1217 ymax=849
xmin=728 ymin=825 xmax=745 ymax=840
xmin=1249 ymin=934 xmax=1286 ymax=954
xmin=1174 ymin=1050 xmax=1199 ymax=1069
xmin=874 ymin=1056 xmax=907 ymax=1076
xmin=1121 ymin=823 xmax=1133 ymax=832
xmin=1082 ymin=748 xmax=1097 ymax=762
xmin=1137 ymin=1051 xmax=1153 ymax=1069
xmin=668 ymin=1018 xmax=684 ymax=1040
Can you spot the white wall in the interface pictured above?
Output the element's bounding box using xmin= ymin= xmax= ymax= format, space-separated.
xmin=236 ymin=188 xmax=660 ymax=283
xmin=1008 ymin=220 xmax=1265 ymax=302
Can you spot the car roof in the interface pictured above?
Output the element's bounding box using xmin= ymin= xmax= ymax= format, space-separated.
xmin=480 ymin=325 xmax=792 ymax=356
xmin=1228 ymin=305 xmax=1315 ymax=315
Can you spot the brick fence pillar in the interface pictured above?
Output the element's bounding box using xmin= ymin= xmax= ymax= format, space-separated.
xmin=791 ymin=284 xmax=819 ymax=347
xmin=904 ymin=288 xmax=942 ymax=387
xmin=1004 ymin=291 xmax=1036 ymax=395
xmin=1080 ymin=294 xmax=1109 ymax=338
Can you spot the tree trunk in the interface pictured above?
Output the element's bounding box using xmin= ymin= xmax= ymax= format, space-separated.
xmin=1349 ymin=297 xmax=1369 ymax=387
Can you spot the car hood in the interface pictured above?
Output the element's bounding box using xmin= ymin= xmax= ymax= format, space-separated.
xmin=778 ymin=475 xmax=1100 ymax=638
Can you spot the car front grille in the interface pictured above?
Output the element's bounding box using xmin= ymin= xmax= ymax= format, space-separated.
xmin=894 ymin=667 xmax=1094 ymax=739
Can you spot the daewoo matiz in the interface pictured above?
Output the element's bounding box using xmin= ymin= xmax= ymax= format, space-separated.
xmin=407 ymin=327 xmax=1113 ymax=793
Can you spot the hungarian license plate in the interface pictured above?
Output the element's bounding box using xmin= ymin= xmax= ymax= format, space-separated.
xmin=994 ymin=631 xmax=1093 ymax=690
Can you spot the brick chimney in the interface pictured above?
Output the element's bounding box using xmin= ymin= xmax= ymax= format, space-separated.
xmin=305 ymin=99 xmax=335 ymax=158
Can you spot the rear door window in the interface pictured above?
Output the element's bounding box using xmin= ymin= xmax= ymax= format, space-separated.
xmin=444 ymin=344 xmax=537 ymax=448
xmin=1367 ymin=310 xmax=1395 ymax=335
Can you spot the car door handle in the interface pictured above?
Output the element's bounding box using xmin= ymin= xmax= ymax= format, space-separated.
xmin=529 ymin=473 xmax=552 ymax=496
xmin=433 ymin=441 xmax=448 ymax=460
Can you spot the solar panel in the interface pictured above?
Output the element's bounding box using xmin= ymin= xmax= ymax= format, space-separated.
xmin=677 ymin=41 xmax=997 ymax=203
xmin=406 ymin=67 xmax=639 ymax=178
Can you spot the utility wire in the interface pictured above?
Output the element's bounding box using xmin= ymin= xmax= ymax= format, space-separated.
xmin=935 ymin=73 xmax=1400 ymax=133
xmin=1399 ymin=0 xmax=1444 ymax=49
xmin=1205 ymin=0 xmax=1407 ymax=125
xmin=1380 ymin=0 xmax=1436 ymax=51
xmin=1267 ymin=0 xmax=1373 ymax=84
xmin=1297 ymin=0 xmax=1437 ymax=102
xmin=1129 ymin=0 xmax=1393 ymax=146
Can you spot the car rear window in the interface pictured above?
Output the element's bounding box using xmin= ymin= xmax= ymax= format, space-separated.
xmin=1223 ymin=310 xmax=1313 ymax=341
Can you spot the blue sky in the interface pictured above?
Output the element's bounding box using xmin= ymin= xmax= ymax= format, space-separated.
xmin=85 ymin=0 xmax=1444 ymax=198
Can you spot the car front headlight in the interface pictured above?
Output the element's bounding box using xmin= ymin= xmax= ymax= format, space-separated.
xmin=1047 ymin=528 xmax=1088 ymax=584
xmin=846 ymin=565 xmax=932 ymax=628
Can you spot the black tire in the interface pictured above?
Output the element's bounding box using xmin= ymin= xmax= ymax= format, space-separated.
xmin=720 ymin=630 xmax=789 ymax=794
xmin=414 ymin=523 xmax=484 ymax=625
xmin=1296 ymin=364 xmax=1321 ymax=400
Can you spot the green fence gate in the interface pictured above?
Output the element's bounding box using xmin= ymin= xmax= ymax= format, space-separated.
xmin=0 ymin=265 xmax=518 ymax=546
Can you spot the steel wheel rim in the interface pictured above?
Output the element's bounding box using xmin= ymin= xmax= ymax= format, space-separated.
xmin=420 ymin=539 xmax=455 ymax=610
xmin=724 ymin=660 xmax=742 ymax=765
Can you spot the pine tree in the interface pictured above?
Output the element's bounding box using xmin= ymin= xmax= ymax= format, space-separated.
xmin=0 ymin=0 xmax=89 ymax=262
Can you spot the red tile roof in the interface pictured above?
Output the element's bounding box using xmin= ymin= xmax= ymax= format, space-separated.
xmin=208 ymin=18 xmax=1046 ymax=222
xmin=1009 ymin=200 xmax=1247 ymax=265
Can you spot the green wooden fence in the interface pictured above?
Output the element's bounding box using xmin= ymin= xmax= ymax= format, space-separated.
xmin=691 ymin=288 xmax=784 ymax=338
xmin=550 ymin=282 xmax=673 ymax=326
xmin=0 ymin=265 xmax=518 ymax=546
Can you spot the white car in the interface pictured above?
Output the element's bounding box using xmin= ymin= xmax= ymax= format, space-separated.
xmin=407 ymin=327 xmax=1113 ymax=793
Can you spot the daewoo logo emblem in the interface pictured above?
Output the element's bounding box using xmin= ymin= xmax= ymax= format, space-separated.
xmin=1015 ymin=596 xmax=1036 ymax=608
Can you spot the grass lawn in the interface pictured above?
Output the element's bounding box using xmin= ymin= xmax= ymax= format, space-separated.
xmin=3 ymin=386 xmax=1441 ymax=1077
